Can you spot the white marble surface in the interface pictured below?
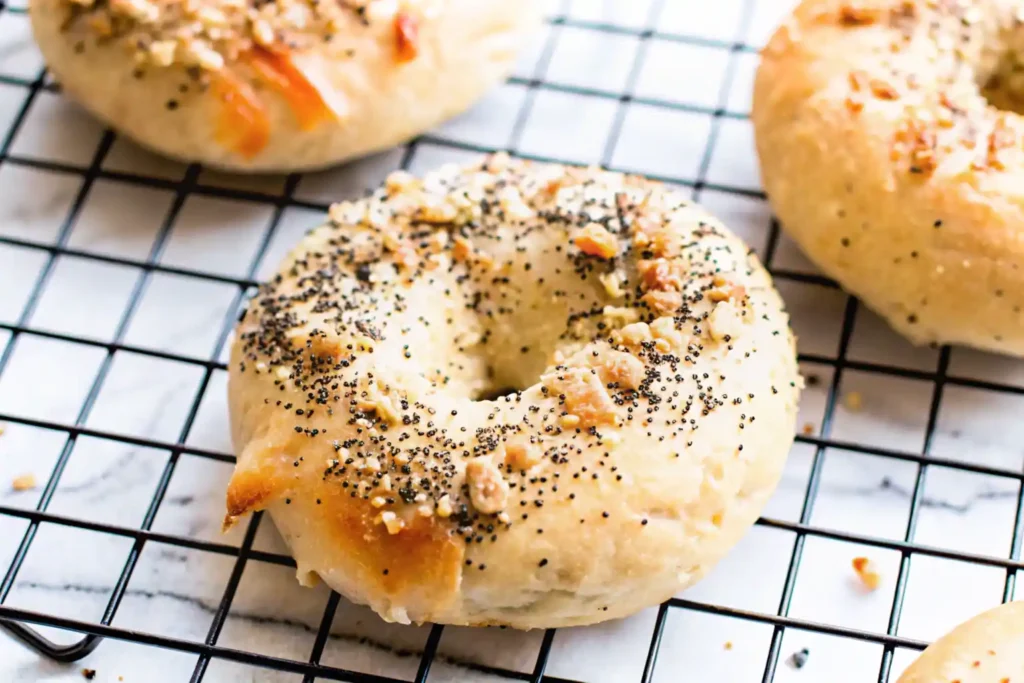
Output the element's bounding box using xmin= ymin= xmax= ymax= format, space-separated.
xmin=2 ymin=1 xmax=1024 ymax=682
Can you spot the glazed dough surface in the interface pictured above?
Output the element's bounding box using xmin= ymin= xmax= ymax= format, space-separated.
xmin=754 ymin=0 xmax=1024 ymax=355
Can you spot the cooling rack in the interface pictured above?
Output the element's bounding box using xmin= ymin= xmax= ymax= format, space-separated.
xmin=1 ymin=0 xmax=1023 ymax=681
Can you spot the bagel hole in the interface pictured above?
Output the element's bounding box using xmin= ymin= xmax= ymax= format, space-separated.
xmin=979 ymin=48 xmax=1024 ymax=114
xmin=981 ymin=75 xmax=1024 ymax=114
xmin=470 ymin=356 xmax=550 ymax=402
xmin=477 ymin=386 xmax=519 ymax=401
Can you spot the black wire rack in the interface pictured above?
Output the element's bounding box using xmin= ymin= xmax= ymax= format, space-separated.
xmin=1 ymin=0 xmax=1023 ymax=680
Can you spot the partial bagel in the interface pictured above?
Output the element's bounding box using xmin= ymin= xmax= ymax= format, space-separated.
xmin=225 ymin=155 xmax=801 ymax=628
xmin=898 ymin=601 xmax=1024 ymax=683
xmin=753 ymin=0 xmax=1024 ymax=355
xmin=30 ymin=0 xmax=541 ymax=171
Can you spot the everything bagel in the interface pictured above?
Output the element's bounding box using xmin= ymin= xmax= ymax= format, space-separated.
xmin=225 ymin=155 xmax=800 ymax=628
xmin=30 ymin=0 xmax=541 ymax=171
xmin=754 ymin=0 xmax=1024 ymax=355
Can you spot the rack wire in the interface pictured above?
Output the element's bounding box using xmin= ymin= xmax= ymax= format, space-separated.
xmin=0 ymin=0 xmax=1022 ymax=680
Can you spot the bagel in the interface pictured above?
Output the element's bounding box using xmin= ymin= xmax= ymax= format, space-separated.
xmin=29 ymin=0 xmax=541 ymax=171
xmin=753 ymin=0 xmax=1024 ymax=356
xmin=897 ymin=601 xmax=1024 ymax=682
xmin=223 ymin=155 xmax=801 ymax=628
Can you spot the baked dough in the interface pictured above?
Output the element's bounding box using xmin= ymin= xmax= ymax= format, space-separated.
xmin=225 ymin=155 xmax=801 ymax=628
xmin=898 ymin=601 xmax=1024 ymax=683
xmin=753 ymin=0 xmax=1024 ymax=355
xmin=30 ymin=0 xmax=541 ymax=171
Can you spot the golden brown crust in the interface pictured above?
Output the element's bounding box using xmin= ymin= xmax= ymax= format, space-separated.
xmin=223 ymin=409 xmax=307 ymax=524
xmin=226 ymin=401 xmax=465 ymax=611
xmin=226 ymin=155 xmax=801 ymax=628
xmin=225 ymin=467 xmax=275 ymax=524
xmin=303 ymin=483 xmax=463 ymax=612
xmin=897 ymin=601 xmax=1024 ymax=683
xmin=753 ymin=0 xmax=1024 ymax=356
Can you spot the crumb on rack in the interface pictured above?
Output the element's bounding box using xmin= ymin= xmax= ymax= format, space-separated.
xmin=724 ymin=640 xmax=733 ymax=650
xmin=844 ymin=390 xmax=863 ymax=412
xmin=81 ymin=669 xmax=96 ymax=680
xmin=11 ymin=473 xmax=37 ymax=492
xmin=852 ymin=556 xmax=881 ymax=590
xmin=786 ymin=648 xmax=809 ymax=669
xmin=805 ymin=373 xmax=820 ymax=387
xmin=802 ymin=422 xmax=815 ymax=435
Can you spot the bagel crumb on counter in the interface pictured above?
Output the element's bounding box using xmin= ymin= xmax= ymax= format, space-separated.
xmin=851 ymin=556 xmax=881 ymax=591
xmin=225 ymin=154 xmax=800 ymax=628
xmin=11 ymin=474 xmax=38 ymax=492
xmin=844 ymin=390 xmax=863 ymax=412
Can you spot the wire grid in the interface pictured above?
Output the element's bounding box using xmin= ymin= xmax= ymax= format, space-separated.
xmin=0 ymin=0 xmax=1022 ymax=680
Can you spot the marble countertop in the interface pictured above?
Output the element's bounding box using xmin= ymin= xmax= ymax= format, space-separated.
xmin=2 ymin=0 xmax=1024 ymax=681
